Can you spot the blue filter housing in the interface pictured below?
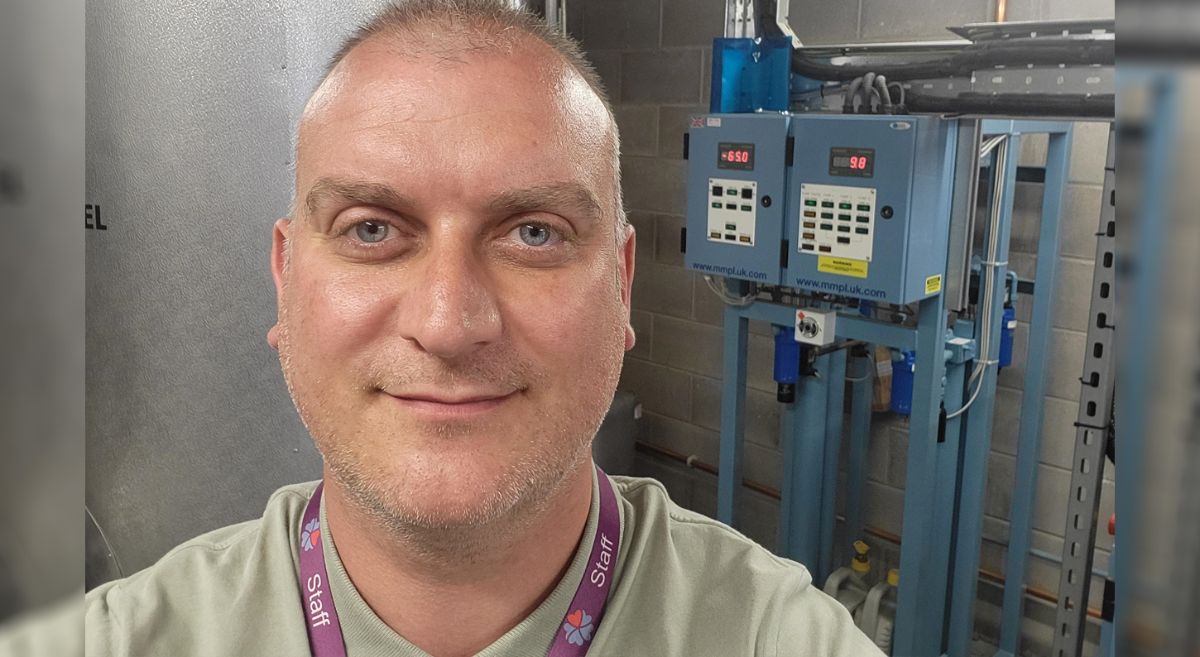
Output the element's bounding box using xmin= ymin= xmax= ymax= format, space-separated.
xmin=999 ymin=305 xmax=1016 ymax=368
xmin=709 ymin=37 xmax=793 ymax=113
xmin=774 ymin=326 xmax=801 ymax=403
xmin=890 ymin=350 xmax=916 ymax=415
xmin=783 ymin=114 xmax=958 ymax=304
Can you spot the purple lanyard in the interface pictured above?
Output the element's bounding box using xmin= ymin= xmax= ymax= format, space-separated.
xmin=297 ymin=465 xmax=622 ymax=657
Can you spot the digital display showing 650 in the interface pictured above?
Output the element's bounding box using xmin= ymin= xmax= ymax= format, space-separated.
xmin=717 ymin=142 xmax=755 ymax=171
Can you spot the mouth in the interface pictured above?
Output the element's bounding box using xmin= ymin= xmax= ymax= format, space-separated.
xmin=381 ymin=389 xmax=521 ymax=419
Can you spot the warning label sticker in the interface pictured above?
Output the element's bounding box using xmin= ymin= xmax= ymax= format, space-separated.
xmin=817 ymin=256 xmax=869 ymax=279
xmin=924 ymin=274 xmax=943 ymax=295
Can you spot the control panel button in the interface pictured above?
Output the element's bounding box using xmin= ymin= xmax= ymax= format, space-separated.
xmin=821 ymin=201 xmax=834 ymax=208
xmin=804 ymin=199 xmax=817 ymax=207
xmin=820 ymin=223 xmax=834 ymax=231
xmin=710 ymin=231 xmax=721 ymax=239
xmin=711 ymin=185 xmax=722 ymax=196
xmin=741 ymin=188 xmax=753 ymax=199
xmin=738 ymin=235 xmax=751 ymax=243
xmin=803 ymin=221 xmax=816 ymax=229
xmin=819 ymin=245 xmax=832 ymax=253
xmin=857 ymin=204 xmax=871 ymax=212
xmin=838 ymin=214 xmax=851 ymax=221
xmin=802 ymin=232 xmax=815 ymax=240
xmin=725 ymin=203 xmax=736 ymax=210
xmin=837 ymin=225 xmax=851 ymax=233
xmin=855 ymin=227 xmax=869 ymax=235
xmin=725 ymin=223 xmax=737 ymax=230
xmin=839 ymin=202 xmax=852 ymax=210
xmin=856 ymin=215 xmax=870 ymax=223
xmin=740 ymin=205 xmax=752 ymax=212
xmin=724 ymin=234 xmax=736 ymax=241
xmin=801 ymin=244 xmax=815 ymax=251
xmin=820 ymin=212 xmax=833 ymax=219
xmin=881 ymin=205 xmax=894 ymax=219
xmin=711 ymin=202 xmax=722 ymax=209
xmin=803 ymin=210 xmax=817 ymax=218
xmin=837 ymin=236 xmax=851 ymax=244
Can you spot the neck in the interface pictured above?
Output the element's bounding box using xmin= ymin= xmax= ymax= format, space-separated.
xmin=322 ymin=462 xmax=595 ymax=657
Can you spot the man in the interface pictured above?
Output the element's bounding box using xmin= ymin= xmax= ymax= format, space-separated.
xmin=84 ymin=1 xmax=884 ymax=655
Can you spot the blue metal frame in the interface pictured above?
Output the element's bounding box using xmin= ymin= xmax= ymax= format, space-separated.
xmin=844 ymin=349 xmax=874 ymax=565
xmin=990 ymin=124 xmax=1075 ymax=657
xmin=941 ymin=130 xmax=1023 ymax=657
xmin=714 ymin=120 xmax=1077 ymax=657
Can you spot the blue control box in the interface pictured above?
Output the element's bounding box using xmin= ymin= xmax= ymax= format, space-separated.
xmin=784 ymin=114 xmax=958 ymax=304
xmin=684 ymin=113 xmax=791 ymax=285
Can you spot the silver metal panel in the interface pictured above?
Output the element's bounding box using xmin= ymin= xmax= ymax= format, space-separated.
xmin=945 ymin=120 xmax=981 ymax=312
xmin=85 ymin=0 xmax=389 ymax=585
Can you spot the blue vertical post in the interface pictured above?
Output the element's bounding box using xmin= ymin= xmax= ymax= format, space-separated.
xmin=819 ymin=349 xmax=847 ymax=582
xmin=1115 ymin=73 xmax=1176 ymax=654
xmin=844 ymin=350 xmax=874 ymax=562
xmin=934 ymin=334 xmax=969 ymax=654
xmin=943 ymin=132 xmax=1020 ymax=657
xmin=779 ymin=354 xmax=829 ymax=569
xmin=993 ymin=126 xmax=1073 ymax=656
xmin=718 ymin=305 xmax=750 ymax=526
xmin=892 ymin=294 xmax=950 ymax=656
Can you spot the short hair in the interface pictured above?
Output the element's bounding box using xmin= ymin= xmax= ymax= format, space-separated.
xmin=298 ymin=0 xmax=626 ymax=227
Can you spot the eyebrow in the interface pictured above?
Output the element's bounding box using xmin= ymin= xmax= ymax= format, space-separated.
xmin=305 ymin=178 xmax=411 ymax=223
xmin=303 ymin=177 xmax=604 ymax=226
xmin=487 ymin=183 xmax=603 ymax=226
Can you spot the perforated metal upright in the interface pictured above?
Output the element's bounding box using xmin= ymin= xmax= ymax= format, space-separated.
xmin=1049 ymin=125 xmax=1116 ymax=657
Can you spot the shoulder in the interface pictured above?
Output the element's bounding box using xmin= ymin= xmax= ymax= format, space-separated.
xmin=84 ymin=482 xmax=318 ymax=657
xmin=611 ymin=475 xmax=805 ymax=582
xmin=604 ymin=475 xmax=882 ymax=656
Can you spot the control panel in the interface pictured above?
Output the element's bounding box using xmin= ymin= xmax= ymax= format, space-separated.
xmin=684 ymin=113 xmax=957 ymax=302
xmin=798 ymin=183 xmax=876 ymax=261
xmin=707 ymin=179 xmax=758 ymax=246
xmin=685 ymin=113 xmax=790 ymax=285
xmin=785 ymin=115 xmax=958 ymax=304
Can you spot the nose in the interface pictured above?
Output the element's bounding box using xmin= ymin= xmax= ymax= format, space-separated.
xmin=399 ymin=238 xmax=502 ymax=360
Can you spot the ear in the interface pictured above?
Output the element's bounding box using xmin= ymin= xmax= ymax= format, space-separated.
xmin=619 ymin=222 xmax=636 ymax=352
xmin=267 ymin=218 xmax=290 ymax=350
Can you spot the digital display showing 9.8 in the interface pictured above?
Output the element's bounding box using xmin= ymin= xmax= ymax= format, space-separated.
xmin=717 ymin=142 xmax=755 ymax=171
xmin=829 ymin=147 xmax=875 ymax=178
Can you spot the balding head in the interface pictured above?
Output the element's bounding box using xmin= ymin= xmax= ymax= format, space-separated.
xmin=294 ymin=0 xmax=624 ymax=229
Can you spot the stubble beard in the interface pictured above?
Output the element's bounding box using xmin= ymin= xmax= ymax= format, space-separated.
xmin=274 ymin=304 xmax=626 ymax=563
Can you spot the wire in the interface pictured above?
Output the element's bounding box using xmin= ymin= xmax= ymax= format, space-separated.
xmin=86 ymin=504 xmax=125 ymax=578
xmin=946 ymin=135 xmax=1011 ymax=420
xmin=704 ymin=275 xmax=756 ymax=306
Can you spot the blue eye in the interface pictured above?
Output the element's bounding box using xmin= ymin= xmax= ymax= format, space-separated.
xmin=354 ymin=221 xmax=389 ymax=243
xmin=517 ymin=224 xmax=553 ymax=247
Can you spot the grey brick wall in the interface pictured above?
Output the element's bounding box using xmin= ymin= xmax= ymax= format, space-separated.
xmin=571 ymin=0 xmax=1114 ymax=651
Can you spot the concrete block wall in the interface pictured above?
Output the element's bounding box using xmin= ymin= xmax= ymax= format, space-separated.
xmin=570 ymin=0 xmax=1114 ymax=651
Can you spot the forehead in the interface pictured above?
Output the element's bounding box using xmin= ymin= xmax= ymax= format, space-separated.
xmin=295 ymin=35 xmax=612 ymax=201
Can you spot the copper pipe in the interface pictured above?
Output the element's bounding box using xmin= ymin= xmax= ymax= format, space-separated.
xmin=633 ymin=439 xmax=1103 ymax=620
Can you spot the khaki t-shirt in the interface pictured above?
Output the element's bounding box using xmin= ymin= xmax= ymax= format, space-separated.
xmin=84 ymin=474 xmax=884 ymax=656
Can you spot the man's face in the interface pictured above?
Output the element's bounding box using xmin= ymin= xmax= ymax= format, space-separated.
xmin=270 ymin=37 xmax=635 ymax=530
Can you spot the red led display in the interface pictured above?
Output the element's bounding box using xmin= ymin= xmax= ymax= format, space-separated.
xmin=717 ymin=142 xmax=755 ymax=170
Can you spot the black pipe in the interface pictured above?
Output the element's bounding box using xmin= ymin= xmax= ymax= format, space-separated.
xmin=905 ymin=91 xmax=1115 ymax=118
xmin=791 ymin=38 xmax=1113 ymax=82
